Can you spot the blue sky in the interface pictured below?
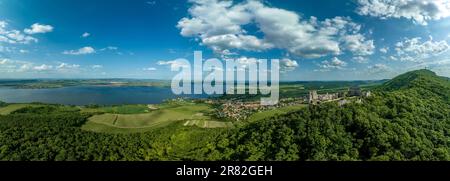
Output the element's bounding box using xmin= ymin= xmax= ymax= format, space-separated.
xmin=1 ymin=0 xmax=450 ymax=80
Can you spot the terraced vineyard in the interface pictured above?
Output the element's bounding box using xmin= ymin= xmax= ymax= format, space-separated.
xmin=81 ymin=101 xmax=232 ymax=133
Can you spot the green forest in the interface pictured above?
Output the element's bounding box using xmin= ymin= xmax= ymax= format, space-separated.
xmin=0 ymin=69 xmax=450 ymax=161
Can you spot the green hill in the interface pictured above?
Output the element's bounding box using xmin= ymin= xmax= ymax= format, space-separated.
xmin=380 ymin=69 xmax=450 ymax=102
xmin=380 ymin=69 xmax=434 ymax=90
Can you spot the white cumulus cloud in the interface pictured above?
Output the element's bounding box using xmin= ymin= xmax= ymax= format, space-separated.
xmin=352 ymin=56 xmax=369 ymax=63
xmin=356 ymin=0 xmax=450 ymax=25
xmin=63 ymin=46 xmax=96 ymax=55
xmin=393 ymin=36 xmax=449 ymax=62
xmin=157 ymin=59 xmax=190 ymax=68
xmin=24 ymin=23 xmax=54 ymax=34
xmin=379 ymin=47 xmax=389 ymax=53
xmin=143 ymin=67 xmax=157 ymax=71
xmin=0 ymin=21 xmax=38 ymax=44
xmin=368 ymin=63 xmax=391 ymax=74
xmin=81 ymin=32 xmax=90 ymax=38
xmin=341 ymin=33 xmax=375 ymax=56
xmin=33 ymin=64 xmax=53 ymax=71
xmin=0 ymin=59 xmax=84 ymax=74
xmin=56 ymin=63 xmax=80 ymax=70
xmin=177 ymin=0 xmax=374 ymax=58
xmin=280 ymin=58 xmax=299 ymax=72
xmin=316 ymin=57 xmax=347 ymax=71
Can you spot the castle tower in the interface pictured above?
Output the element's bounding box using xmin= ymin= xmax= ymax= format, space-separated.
xmin=309 ymin=90 xmax=318 ymax=104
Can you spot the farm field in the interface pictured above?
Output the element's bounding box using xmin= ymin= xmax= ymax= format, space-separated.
xmin=80 ymin=104 xmax=150 ymax=114
xmin=183 ymin=120 xmax=234 ymax=128
xmin=247 ymin=104 xmax=308 ymax=122
xmin=0 ymin=104 xmax=42 ymax=115
xmin=81 ymin=101 xmax=232 ymax=133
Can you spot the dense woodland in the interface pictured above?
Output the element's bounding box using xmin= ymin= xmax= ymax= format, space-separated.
xmin=0 ymin=69 xmax=450 ymax=161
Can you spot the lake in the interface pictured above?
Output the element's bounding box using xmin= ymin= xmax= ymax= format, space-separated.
xmin=0 ymin=86 xmax=208 ymax=105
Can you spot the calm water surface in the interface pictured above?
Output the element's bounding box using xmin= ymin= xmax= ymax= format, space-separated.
xmin=0 ymin=86 xmax=207 ymax=105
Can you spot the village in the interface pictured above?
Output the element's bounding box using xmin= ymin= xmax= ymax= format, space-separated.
xmin=209 ymin=86 xmax=372 ymax=121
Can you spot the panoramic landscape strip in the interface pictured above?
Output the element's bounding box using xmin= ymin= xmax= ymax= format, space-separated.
xmin=1 ymin=0 xmax=450 ymax=179
xmin=0 ymin=69 xmax=449 ymax=161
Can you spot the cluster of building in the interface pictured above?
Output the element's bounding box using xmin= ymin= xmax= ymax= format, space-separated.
xmin=308 ymin=91 xmax=342 ymax=104
xmin=215 ymin=97 xmax=305 ymax=121
xmin=308 ymin=86 xmax=371 ymax=105
xmin=216 ymin=101 xmax=262 ymax=121
xmin=207 ymin=86 xmax=373 ymax=121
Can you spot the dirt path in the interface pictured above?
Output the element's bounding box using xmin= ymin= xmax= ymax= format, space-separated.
xmin=112 ymin=114 xmax=119 ymax=125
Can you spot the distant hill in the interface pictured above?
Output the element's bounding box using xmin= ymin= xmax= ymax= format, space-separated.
xmin=379 ymin=69 xmax=450 ymax=102
xmin=381 ymin=69 xmax=438 ymax=90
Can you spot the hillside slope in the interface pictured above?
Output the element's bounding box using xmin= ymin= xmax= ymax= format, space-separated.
xmin=220 ymin=69 xmax=450 ymax=161
xmin=380 ymin=69 xmax=450 ymax=102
